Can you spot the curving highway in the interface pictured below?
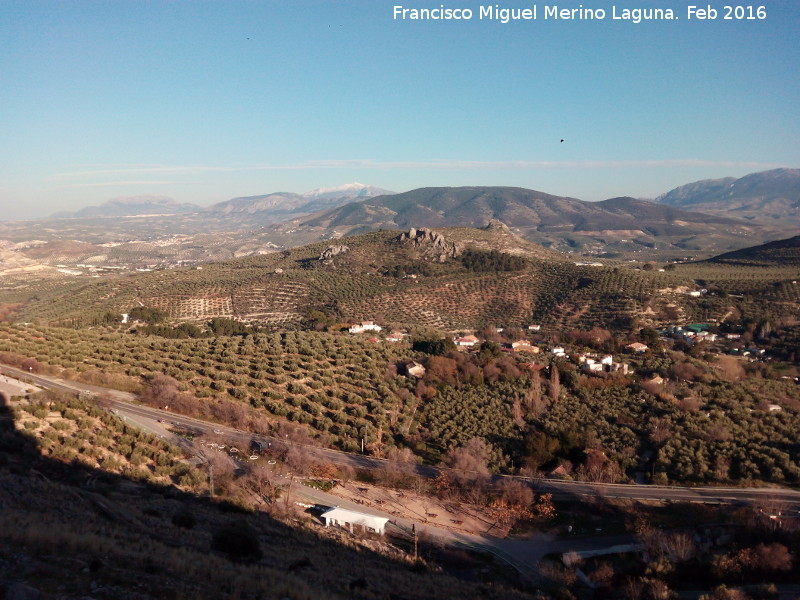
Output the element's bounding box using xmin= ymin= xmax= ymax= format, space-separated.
xmin=3 ymin=363 xmax=799 ymax=509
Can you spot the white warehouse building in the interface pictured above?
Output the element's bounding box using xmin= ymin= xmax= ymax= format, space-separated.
xmin=321 ymin=507 xmax=390 ymax=535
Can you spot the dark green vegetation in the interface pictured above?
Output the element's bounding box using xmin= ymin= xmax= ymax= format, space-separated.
xmin=460 ymin=248 xmax=528 ymax=272
xmin=2 ymin=315 xmax=800 ymax=487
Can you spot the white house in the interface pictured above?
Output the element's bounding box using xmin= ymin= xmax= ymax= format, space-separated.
xmin=403 ymin=361 xmax=426 ymax=378
xmin=321 ymin=507 xmax=389 ymax=535
xmin=626 ymin=342 xmax=648 ymax=353
xmin=511 ymin=340 xmax=539 ymax=353
xmin=551 ymin=347 xmax=566 ymax=357
xmin=600 ymin=355 xmax=614 ymax=365
xmin=349 ymin=321 xmax=382 ymax=334
xmin=454 ymin=335 xmax=479 ymax=347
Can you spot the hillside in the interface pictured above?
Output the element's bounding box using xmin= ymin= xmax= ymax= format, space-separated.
xmin=283 ymin=186 xmax=767 ymax=258
xmin=3 ymin=226 xmax=575 ymax=330
xmin=656 ymin=168 xmax=800 ymax=227
xmin=707 ymin=234 xmax=800 ymax=266
xmin=4 ymin=223 xmax=800 ymax=335
xmin=0 ymin=395 xmax=531 ymax=600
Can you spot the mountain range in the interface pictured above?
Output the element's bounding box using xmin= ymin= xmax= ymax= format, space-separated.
xmin=51 ymin=195 xmax=202 ymax=218
xmin=1 ymin=169 xmax=797 ymax=271
xmin=280 ymin=186 xmax=764 ymax=257
xmin=51 ymin=183 xmax=393 ymax=226
xmin=656 ymin=168 xmax=800 ymax=226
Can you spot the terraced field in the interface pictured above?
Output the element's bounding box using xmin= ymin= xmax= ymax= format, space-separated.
xmin=1 ymin=227 xmax=798 ymax=332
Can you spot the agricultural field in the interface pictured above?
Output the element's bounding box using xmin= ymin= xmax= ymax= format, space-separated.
xmin=0 ymin=226 xmax=799 ymax=487
xmin=1 ymin=227 xmax=799 ymax=333
xmin=9 ymin=391 xmax=202 ymax=488
xmin=2 ymin=318 xmax=799 ymax=487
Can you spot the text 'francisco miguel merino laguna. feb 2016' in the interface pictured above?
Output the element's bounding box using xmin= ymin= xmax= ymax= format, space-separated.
xmin=393 ymin=4 xmax=768 ymax=23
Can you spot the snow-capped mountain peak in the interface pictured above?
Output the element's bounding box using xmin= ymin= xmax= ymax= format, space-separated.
xmin=303 ymin=183 xmax=392 ymax=200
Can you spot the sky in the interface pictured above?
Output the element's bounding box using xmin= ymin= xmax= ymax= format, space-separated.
xmin=1 ymin=0 xmax=798 ymax=220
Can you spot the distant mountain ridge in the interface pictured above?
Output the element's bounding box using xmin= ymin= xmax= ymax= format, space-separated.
xmin=11 ymin=173 xmax=790 ymax=262
xmin=285 ymin=185 xmax=761 ymax=257
xmin=52 ymin=195 xmax=201 ymax=218
xmin=205 ymin=183 xmax=394 ymax=224
xmin=656 ymin=168 xmax=800 ymax=226
xmin=49 ymin=183 xmax=393 ymax=222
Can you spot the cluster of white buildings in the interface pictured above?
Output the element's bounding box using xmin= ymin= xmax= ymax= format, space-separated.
xmin=348 ymin=321 xmax=382 ymax=334
xmin=576 ymin=352 xmax=632 ymax=375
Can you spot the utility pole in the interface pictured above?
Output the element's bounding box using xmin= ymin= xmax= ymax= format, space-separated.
xmin=209 ymin=462 xmax=214 ymax=498
xmin=285 ymin=474 xmax=294 ymax=510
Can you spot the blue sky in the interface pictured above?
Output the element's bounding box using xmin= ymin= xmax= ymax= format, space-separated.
xmin=1 ymin=0 xmax=798 ymax=219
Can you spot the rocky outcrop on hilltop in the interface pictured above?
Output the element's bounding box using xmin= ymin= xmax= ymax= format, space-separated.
xmin=318 ymin=245 xmax=349 ymax=263
xmin=398 ymin=227 xmax=461 ymax=261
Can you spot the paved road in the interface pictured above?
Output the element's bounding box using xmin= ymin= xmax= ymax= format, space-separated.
xmin=4 ymin=364 xmax=800 ymax=509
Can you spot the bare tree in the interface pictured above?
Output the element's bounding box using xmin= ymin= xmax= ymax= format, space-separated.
xmin=524 ymin=370 xmax=543 ymax=413
xmin=620 ymin=577 xmax=645 ymax=600
xmin=376 ymin=447 xmax=417 ymax=488
xmin=445 ymin=438 xmax=491 ymax=503
xmin=141 ymin=374 xmax=181 ymax=408
xmin=337 ymin=463 xmax=355 ymax=487
xmin=662 ymin=532 xmax=697 ymax=563
xmin=196 ymin=442 xmax=235 ymax=497
xmin=497 ymin=478 xmax=534 ymax=508
xmin=648 ymin=417 xmax=673 ymax=446
xmin=242 ymin=460 xmax=280 ymax=507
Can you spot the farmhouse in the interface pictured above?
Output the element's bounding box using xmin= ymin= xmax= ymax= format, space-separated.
xmin=580 ymin=360 xmax=603 ymax=374
xmin=402 ymin=361 xmax=426 ymax=378
xmin=626 ymin=342 xmax=648 ymax=353
xmin=349 ymin=321 xmax=382 ymax=334
xmin=453 ymin=335 xmax=479 ymax=347
xmin=321 ymin=507 xmax=389 ymax=535
xmin=510 ymin=340 xmax=539 ymax=353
